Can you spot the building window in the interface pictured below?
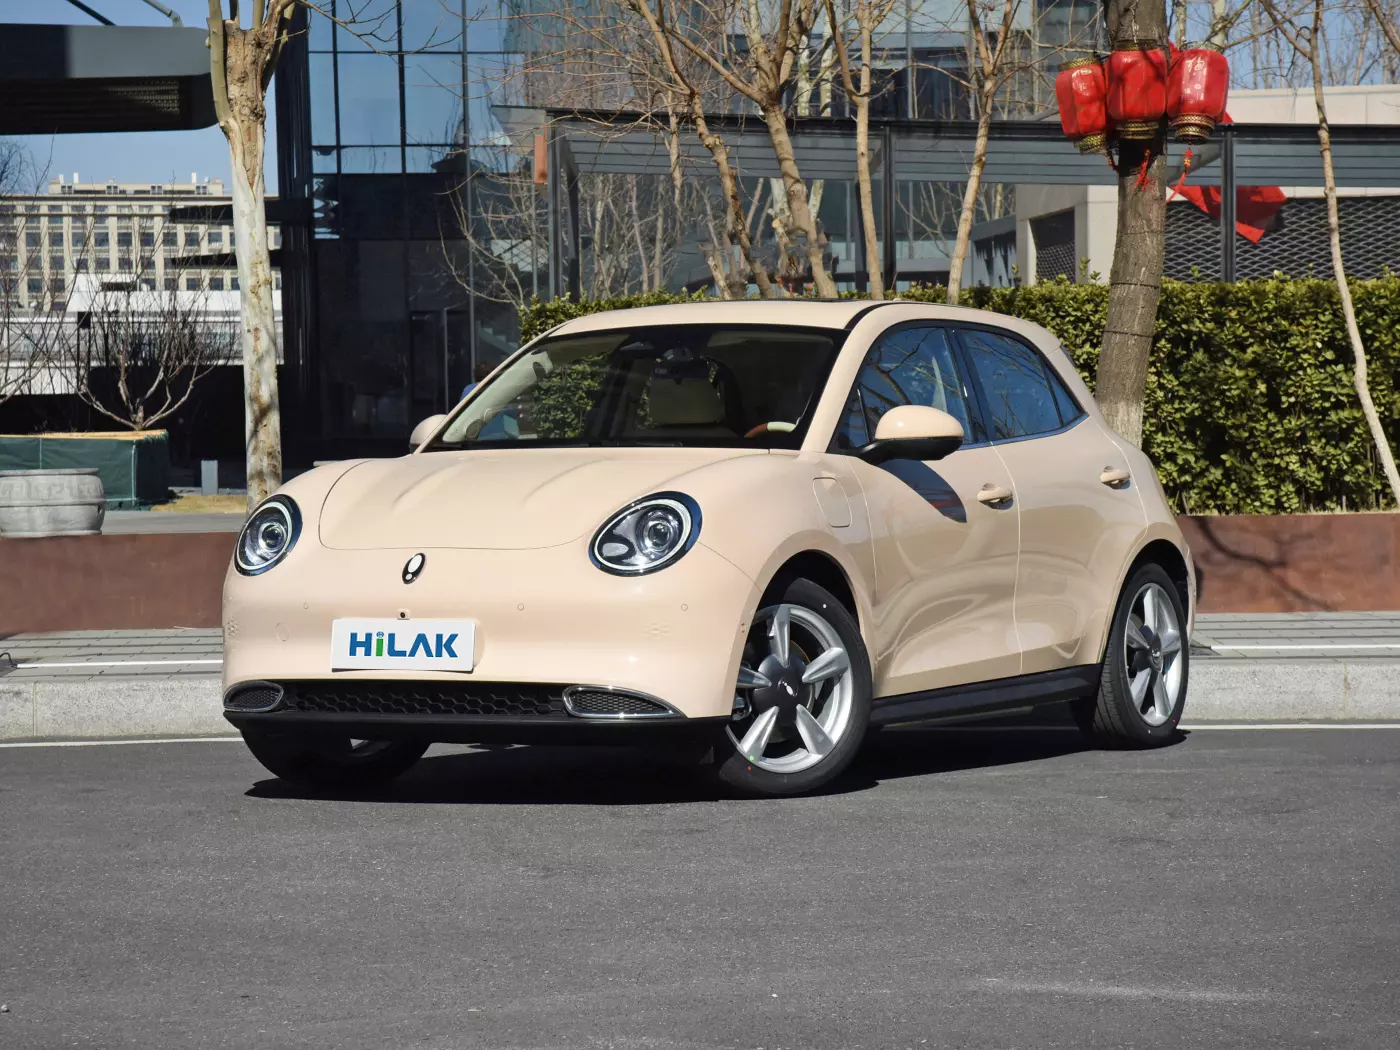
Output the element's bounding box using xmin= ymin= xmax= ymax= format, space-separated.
xmin=209 ymin=276 xmax=225 ymax=291
xmin=50 ymin=276 xmax=65 ymax=293
xmin=25 ymin=231 xmax=39 ymax=249
xmin=184 ymin=231 xmax=200 ymax=247
xmin=162 ymin=230 xmax=177 ymax=248
xmin=48 ymin=255 xmax=64 ymax=272
xmin=3 ymin=255 xmax=15 ymax=271
xmin=118 ymin=257 xmax=132 ymax=272
xmin=231 ymin=275 xmax=239 ymax=290
xmin=164 ymin=277 xmax=177 ymax=291
xmin=140 ymin=231 xmax=155 ymax=248
xmin=208 ymin=230 xmax=223 ymax=245
xmin=94 ymin=231 xmax=109 ymax=248
xmin=139 ymin=278 xmax=156 ymax=291
xmin=94 ymin=205 xmax=107 ymax=215
xmin=96 ymin=258 xmax=110 ymax=272
xmin=48 ymin=211 xmax=63 ymax=225
xmin=186 ymin=277 xmax=200 ymax=290
xmin=117 ymin=231 xmax=132 ymax=248
xmin=50 ymin=231 xmax=64 ymax=247
xmin=274 ymin=274 xmax=282 ymax=289
xmin=230 ymin=231 xmax=236 ymax=247
xmin=72 ymin=230 xmax=86 ymax=249
xmin=139 ymin=256 xmax=154 ymax=272
xmin=75 ymin=258 xmax=89 ymax=272
xmin=28 ymin=277 xmax=43 ymax=294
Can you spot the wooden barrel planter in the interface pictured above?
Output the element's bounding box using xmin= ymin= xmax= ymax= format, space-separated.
xmin=0 ymin=468 xmax=106 ymax=538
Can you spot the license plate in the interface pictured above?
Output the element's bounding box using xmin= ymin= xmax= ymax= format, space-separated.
xmin=331 ymin=618 xmax=475 ymax=673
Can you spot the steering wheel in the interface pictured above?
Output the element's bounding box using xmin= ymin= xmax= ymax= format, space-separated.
xmin=744 ymin=421 xmax=796 ymax=439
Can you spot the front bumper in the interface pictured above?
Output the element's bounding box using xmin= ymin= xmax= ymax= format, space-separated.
xmin=222 ymin=539 xmax=761 ymax=721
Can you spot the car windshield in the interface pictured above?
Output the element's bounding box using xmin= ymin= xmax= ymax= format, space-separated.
xmin=426 ymin=324 xmax=845 ymax=451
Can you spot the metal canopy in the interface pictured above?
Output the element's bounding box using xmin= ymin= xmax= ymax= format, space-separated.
xmin=0 ymin=23 xmax=216 ymax=134
xmin=540 ymin=110 xmax=1400 ymax=188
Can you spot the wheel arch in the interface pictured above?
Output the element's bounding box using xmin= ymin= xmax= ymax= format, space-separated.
xmin=753 ymin=547 xmax=874 ymax=660
xmin=1098 ymin=535 xmax=1194 ymax=662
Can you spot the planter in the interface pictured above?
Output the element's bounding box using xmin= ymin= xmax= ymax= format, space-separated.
xmin=0 ymin=468 xmax=106 ymax=538
xmin=0 ymin=431 xmax=170 ymax=509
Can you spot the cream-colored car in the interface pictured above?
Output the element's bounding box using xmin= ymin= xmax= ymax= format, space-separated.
xmin=223 ymin=300 xmax=1192 ymax=796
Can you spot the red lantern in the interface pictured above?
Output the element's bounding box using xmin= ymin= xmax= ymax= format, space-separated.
xmin=1168 ymin=41 xmax=1229 ymax=142
xmin=1055 ymin=56 xmax=1109 ymax=154
xmin=1106 ymin=41 xmax=1170 ymax=141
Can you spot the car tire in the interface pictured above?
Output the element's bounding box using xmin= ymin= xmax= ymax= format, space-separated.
xmin=713 ymin=577 xmax=872 ymax=797
xmin=241 ymin=729 xmax=430 ymax=789
xmin=1074 ymin=562 xmax=1189 ymax=748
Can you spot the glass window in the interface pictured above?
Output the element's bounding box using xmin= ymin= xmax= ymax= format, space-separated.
xmin=186 ymin=277 xmax=200 ymax=290
xmin=72 ymin=230 xmax=86 ymax=248
xmin=210 ymin=276 xmax=225 ymax=290
xmin=48 ymin=255 xmax=64 ymax=272
xmin=960 ymin=329 xmax=1063 ymax=440
xmin=118 ymin=257 xmax=132 ymax=272
xmin=401 ymin=0 xmax=463 ymax=50
xmin=162 ymin=231 xmax=177 ymax=248
xmin=340 ymin=146 xmax=401 ymax=174
xmin=25 ymin=231 xmax=39 ymax=248
xmin=184 ymin=231 xmax=200 ymax=247
xmin=139 ymin=277 xmax=155 ymax=291
xmin=405 ymin=54 xmax=463 ymax=145
xmin=1048 ymin=362 xmax=1085 ymax=425
xmin=430 ymin=325 xmax=845 ymax=451
xmin=836 ymin=326 xmax=974 ymax=450
xmin=140 ymin=231 xmax=155 ymax=248
xmin=310 ymin=53 xmax=338 ymax=145
xmin=336 ymin=54 xmax=402 ymax=146
xmin=208 ymin=230 xmax=223 ymax=244
xmin=50 ymin=231 xmax=64 ymax=247
xmin=28 ymin=277 xmax=43 ymax=294
xmin=307 ymin=4 xmax=333 ymax=50
xmin=117 ymin=231 xmax=132 ymax=248
xmin=164 ymin=277 xmax=177 ymax=291
xmin=75 ymin=258 xmax=88 ymax=272
xmin=96 ymin=257 xmax=110 ymax=272
xmin=333 ymin=0 xmax=398 ymax=51
xmin=94 ymin=230 xmax=109 ymax=247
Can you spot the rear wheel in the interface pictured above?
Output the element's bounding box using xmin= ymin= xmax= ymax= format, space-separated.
xmin=1074 ymin=563 xmax=1188 ymax=748
xmin=241 ymin=729 xmax=429 ymax=789
xmin=714 ymin=577 xmax=871 ymax=797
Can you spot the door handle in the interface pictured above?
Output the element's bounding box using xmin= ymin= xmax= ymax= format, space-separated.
xmin=977 ymin=484 xmax=1014 ymax=507
xmin=1100 ymin=466 xmax=1131 ymax=488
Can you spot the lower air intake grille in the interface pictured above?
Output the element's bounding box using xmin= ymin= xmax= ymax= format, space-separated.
xmin=224 ymin=684 xmax=284 ymax=712
xmin=283 ymin=682 xmax=567 ymax=718
xmin=564 ymin=688 xmax=675 ymax=718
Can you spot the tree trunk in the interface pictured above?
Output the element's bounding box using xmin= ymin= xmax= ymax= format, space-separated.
xmin=1094 ymin=0 xmax=1169 ymax=447
xmin=761 ymin=106 xmax=838 ymax=297
xmin=1307 ymin=20 xmax=1400 ymax=504
xmin=853 ymin=66 xmax=883 ymax=300
xmin=694 ymin=106 xmax=776 ymax=298
xmin=946 ymin=100 xmax=992 ymax=303
xmin=218 ymin=27 xmax=283 ymax=512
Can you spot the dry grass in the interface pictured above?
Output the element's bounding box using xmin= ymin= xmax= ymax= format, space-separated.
xmin=149 ymin=493 xmax=247 ymax=514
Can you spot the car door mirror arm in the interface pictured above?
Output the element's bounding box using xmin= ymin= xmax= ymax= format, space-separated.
xmin=856 ymin=435 xmax=963 ymax=465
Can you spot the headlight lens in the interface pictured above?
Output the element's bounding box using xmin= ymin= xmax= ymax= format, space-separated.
xmin=235 ymin=496 xmax=302 ymax=575
xmin=590 ymin=492 xmax=701 ymax=575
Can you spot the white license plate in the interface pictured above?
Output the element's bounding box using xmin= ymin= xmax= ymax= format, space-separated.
xmin=331 ymin=618 xmax=475 ymax=673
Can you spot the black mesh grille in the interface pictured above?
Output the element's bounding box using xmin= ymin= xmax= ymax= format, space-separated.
xmin=224 ymin=685 xmax=283 ymax=712
xmin=566 ymin=690 xmax=672 ymax=717
xmin=282 ymin=681 xmax=567 ymax=718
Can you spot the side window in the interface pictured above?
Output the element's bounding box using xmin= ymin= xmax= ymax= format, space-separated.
xmin=835 ymin=326 xmax=976 ymax=450
xmin=959 ymin=329 xmax=1063 ymax=440
xmin=1047 ymin=360 xmax=1086 ymax=425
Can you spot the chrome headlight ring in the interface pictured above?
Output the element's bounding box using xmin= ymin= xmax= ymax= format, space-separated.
xmin=235 ymin=496 xmax=303 ymax=576
xmin=590 ymin=492 xmax=701 ymax=576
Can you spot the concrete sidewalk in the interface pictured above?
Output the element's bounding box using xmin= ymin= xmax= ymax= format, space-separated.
xmin=2 ymin=615 xmax=1398 ymax=742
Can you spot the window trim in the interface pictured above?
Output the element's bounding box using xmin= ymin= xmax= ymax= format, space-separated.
xmin=826 ymin=320 xmax=991 ymax=457
xmin=951 ymin=322 xmax=1087 ymax=446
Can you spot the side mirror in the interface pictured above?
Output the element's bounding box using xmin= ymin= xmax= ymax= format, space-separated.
xmin=409 ymin=413 xmax=448 ymax=451
xmin=858 ymin=405 xmax=965 ymax=465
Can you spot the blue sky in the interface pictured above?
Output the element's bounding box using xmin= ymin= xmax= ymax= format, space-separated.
xmin=6 ymin=0 xmax=276 ymax=191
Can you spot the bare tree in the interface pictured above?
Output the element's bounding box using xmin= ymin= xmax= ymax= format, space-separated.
xmin=65 ymin=273 xmax=230 ymax=431
xmin=825 ymin=0 xmax=900 ymax=299
xmin=1259 ymin=0 xmax=1400 ymax=505
xmin=207 ymin=0 xmax=294 ymax=511
xmin=1094 ymin=1 xmax=1169 ymax=447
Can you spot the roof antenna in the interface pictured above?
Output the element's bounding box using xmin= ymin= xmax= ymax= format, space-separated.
xmin=137 ymin=0 xmax=184 ymax=27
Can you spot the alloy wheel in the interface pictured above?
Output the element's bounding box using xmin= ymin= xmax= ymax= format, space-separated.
xmin=1123 ymin=582 xmax=1185 ymax=727
xmin=728 ymin=603 xmax=855 ymax=774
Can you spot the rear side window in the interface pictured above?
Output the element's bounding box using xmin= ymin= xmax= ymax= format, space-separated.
xmin=959 ymin=329 xmax=1063 ymax=441
xmin=835 ymin=326 xmax=977 ymax=449
xmin=1047 ymin=361 xmax=1086 ymax=425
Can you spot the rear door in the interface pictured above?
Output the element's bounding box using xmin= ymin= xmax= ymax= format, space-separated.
xmin=832 ymin=324 xmax=1022 ymax=697
xmin=955 ymin=325 xmax=1146 ymax=675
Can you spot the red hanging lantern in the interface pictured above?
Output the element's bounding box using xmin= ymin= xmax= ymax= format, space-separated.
xmin=1055 ymin=56 xmax=1109 ymax=154
xmin=1106 ymin=41 xmax=1170 ymax=141
xmin=1168 ymin=41 xmax=1229 ymax=142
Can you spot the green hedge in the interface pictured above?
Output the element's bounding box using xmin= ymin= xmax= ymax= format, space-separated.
xmin=519 ymin=278 xmax=1400 ymax=514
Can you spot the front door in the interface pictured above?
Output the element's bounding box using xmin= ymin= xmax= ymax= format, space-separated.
xmin=834 ymin=324 xmax=1022 ymax=697
xmin=956 ymin=326 xmax=1147 ymax=674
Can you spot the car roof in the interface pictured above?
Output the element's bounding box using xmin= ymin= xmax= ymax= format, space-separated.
xmin=548 ymin=298 xmax=997 ymax=336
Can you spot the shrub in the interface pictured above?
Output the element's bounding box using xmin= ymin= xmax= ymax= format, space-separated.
xmin=519 ymin=277 xmax=1400 ymax=514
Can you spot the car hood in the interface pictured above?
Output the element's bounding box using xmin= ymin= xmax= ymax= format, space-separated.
xmin=318 ymin=446 xmax=767 ymax=550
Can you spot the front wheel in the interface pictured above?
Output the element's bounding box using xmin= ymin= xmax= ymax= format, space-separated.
xmin=713 ymin=577 xmax=872 ymax=797
xmin=241 ymin=729 xmax=429 ymax=789
xmin=1074 ymin=563 xmax=1189 ymax=748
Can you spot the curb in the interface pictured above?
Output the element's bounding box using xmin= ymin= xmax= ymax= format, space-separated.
xmin=1 ymin=662 xmax=1398 ymax=743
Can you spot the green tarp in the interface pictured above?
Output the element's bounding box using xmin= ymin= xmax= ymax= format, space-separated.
xmin=0 ymin=431 xmax=170 ymax=509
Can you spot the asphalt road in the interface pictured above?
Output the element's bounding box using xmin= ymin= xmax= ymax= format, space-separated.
xmin=1 ymin=728 xmax=1397 ymax=1050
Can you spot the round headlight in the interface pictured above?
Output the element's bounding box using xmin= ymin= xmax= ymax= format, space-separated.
xmin=235 ymin=496 xmax=302 ymax=576
xmin=590 ymin=493 xmax=701 ymax=576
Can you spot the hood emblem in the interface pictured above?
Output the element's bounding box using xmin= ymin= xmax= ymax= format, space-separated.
xmin=402 ymin=553 xmax=426 ymax=584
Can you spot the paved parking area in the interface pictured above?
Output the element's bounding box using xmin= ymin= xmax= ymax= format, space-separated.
xmin=1 ymin=728 xmax=1397 ymax=1049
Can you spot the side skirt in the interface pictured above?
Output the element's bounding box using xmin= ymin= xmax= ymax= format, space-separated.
xmin=869 ymin=665 xmax=1100 ymax=728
